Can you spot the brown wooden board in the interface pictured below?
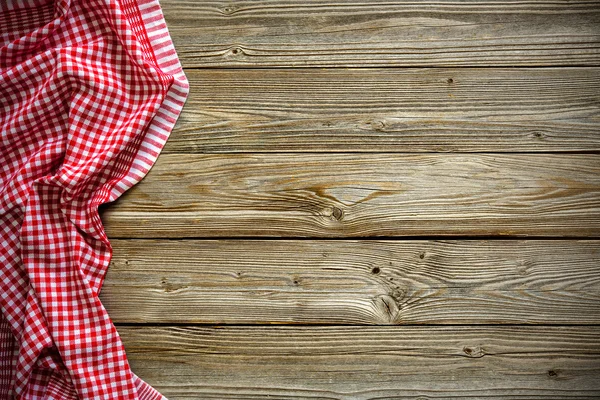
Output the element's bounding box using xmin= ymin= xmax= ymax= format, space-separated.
xmin=101 ymin=240 xmax=600 ymax=325
xmin=162 ymin=0 xmax=600 ymax=67
xmin=101 ymin=154 xmax=600 ymax=238
xmin=165 ymin=68 xmax=600 ymax=153
xmin=119 ymin=325 xmax=600 ymax=399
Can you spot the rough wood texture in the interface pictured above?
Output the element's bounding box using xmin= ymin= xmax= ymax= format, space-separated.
xmin=166 ymin=68 xmax=600 ymax=153
xmin=97 ymin=1 xmax=600 ymax=397
xmin=100 ymin=154 xmax=600 ymax=238
xmin=101 ymin=240 xmax=600 ymax=325
xmin=119 ymin=325 xmax=600 ymax=399
xmin=162 ymin=0 xmax=600 ymax=67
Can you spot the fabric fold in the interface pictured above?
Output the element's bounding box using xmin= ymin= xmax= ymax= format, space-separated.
xmin=1 ymin=0 xmax=189 ymax=398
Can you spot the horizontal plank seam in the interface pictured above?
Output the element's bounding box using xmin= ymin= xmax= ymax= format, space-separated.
xmin=103 ymin=236 xmax=600 ymax=241
xmin=181 ymin=64 xmax=600 ymax=71
xmin=114 ymin=322 xmax=600 ymax=327
xmin=155 ymin=151 xmax=600 ymax=156
xmin=161 ymin=151 xmax=600 ymax=155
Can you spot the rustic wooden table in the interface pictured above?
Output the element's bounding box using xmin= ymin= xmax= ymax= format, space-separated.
xmin=100 ymin=1 xmax=600 ymax=398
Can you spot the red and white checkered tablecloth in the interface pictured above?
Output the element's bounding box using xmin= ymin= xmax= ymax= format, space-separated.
xmin=1 ymin=0 xmax=188 ymax=397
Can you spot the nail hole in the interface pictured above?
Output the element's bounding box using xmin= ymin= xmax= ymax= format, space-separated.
xmin=372 ymin=267 xmax=381 ymax=275
xmin=447 ymin=78 xmax=454 ymax=84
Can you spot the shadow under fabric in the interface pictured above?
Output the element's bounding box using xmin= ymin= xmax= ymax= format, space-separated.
xmin=0 ymin=0 xmax=188 ymax=398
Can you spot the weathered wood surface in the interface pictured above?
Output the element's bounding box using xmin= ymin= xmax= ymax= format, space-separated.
xmin=102 ymin=2 xmax=600 ymax=397
xmin=166 ymin=68 xmax=600 ymax=153
xmin=162 ymin=0 xmax=600 ymax=68
xmin=119 ymin=325 xmax=600 ymax=399
xmin=102 ymin=240 xmax=600 ymax=325
xmin=100 ymin=154 xmax=600 ymax=238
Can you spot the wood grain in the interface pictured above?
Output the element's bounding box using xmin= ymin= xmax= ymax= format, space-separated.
xmin=162 ymin=0 xmax=600 ymax=67
xmin=166 ymin=68 xmax=600 ymax=153
xmin=102 ymin=240 xmax=600 ymax=325
xmin=119 ymin=325 xmax=600 ymax=398
xmin=100 ymin=154 xmax=600 ymax=238
xmin=105 ymin=2 xmax=600 ymax=398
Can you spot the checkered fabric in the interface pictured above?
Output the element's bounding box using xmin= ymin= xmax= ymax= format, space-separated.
xmin=1 ymin=0 xmax=188 ymax=398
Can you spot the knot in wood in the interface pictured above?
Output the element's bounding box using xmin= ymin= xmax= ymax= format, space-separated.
xmin=547 ymin=369 xmax=560 ymax=379
xmin=160 ymin=277 xmax=188 ymax=294
xmin=370 ymin=119 xmax=386 ymax=132
xmin=322 ymin=205 xmax=344 ymax=221
xmin=331 ymin=206 xmax=343 ymax=221
xmin=222 ymin=5 xmax=236 ymax=14
xmin=516 ymin=259 xmax=532 ymax=276
xmin=463 ymin=345 xmax=485 ymax=358
xmin=391 ymin=287 xmax=406 ymax=301
xmin=374 ymin=294 xmax=400 ymax=323
xmin=532 ymin=131 xmax=545 ymax=139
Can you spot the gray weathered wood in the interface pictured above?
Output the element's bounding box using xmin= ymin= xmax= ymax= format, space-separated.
xmin=162 ymin=0 xmax=600 ymax=67
xmin=119 ymin=325 xmax=600 ymax=399
xmin=102 ymin=240 xmax=600 ymax=324
xmin=166 ymin=68 xmax=600 ymax=153
xmin=101 ymin=2 xmax=600 ymax=398
xmin=100 ymin=154 xmax=600 ymax=238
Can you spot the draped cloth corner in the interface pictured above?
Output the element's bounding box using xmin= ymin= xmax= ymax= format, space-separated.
xmin=0 ymin=0 xmax=188 ymax=398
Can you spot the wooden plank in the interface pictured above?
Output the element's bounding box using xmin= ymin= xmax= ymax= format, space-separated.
xmin=102 ymin=240 xmax=600 ymax=325
xmin=162 ymin=0 xmax=600 ymax=67
xmin=100 ymin=154 xmax=600 ymax=238
xmin=119 ymin=325 xmax=600 ymax=398
xmin=166 ymin=68 xmax=600 ymax=153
